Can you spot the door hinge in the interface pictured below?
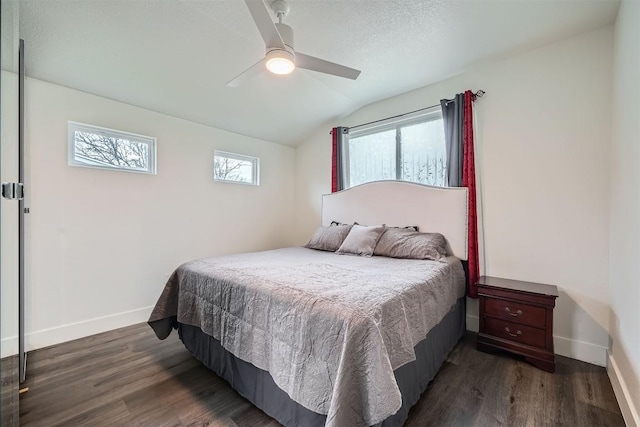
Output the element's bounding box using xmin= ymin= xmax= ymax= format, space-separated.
xmin=1 ymin=182 xmax=25 ymax=200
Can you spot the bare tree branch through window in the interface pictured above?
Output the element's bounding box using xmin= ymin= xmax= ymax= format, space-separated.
xmin=69 ymin=122 xmax=156 ymax=174
xmin=214 ymin=157 xmax=248 ymax=181
xmin=213 ymin=151 xmax=259 ymax=185
xmin=74 ymin=131 xmax=149 ymax=170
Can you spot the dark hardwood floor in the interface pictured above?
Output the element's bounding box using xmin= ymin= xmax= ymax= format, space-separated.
xmin=1 ymin=355 xmax=19 ymax=426
xmin=18 ymin=323 xmax=624 ymax=427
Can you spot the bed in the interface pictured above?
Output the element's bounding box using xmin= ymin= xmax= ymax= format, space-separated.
xmin=149 ymin=181 xmax=469 ymax=427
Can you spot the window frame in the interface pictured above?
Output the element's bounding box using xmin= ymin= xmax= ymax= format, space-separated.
xmin=346 ymin=106 xmax=444 ymax=188
xmin=213 ymin=150 xmax=260 ymax=186
xmin=67 ymin=121 xmax=157 ymax=175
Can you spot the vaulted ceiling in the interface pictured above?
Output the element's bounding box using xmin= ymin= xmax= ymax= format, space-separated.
xmin=20 ymin=0 xmax=619 ymax=146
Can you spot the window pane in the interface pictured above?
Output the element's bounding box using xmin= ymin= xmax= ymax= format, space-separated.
xmin=400 ymin=119 xmax=446 ymax=186
xmin=68 ymin=122 xmax=156 ymax=174
xmin=74 ymin=131 xmax=149 ymax=171
xmin=345 ymin=108 xmax=446 ymax=189
xmin=213 ymin=151 xmax=259 ymax=185
xmin=214 ymin=157 xmax=252 ymax=182
xmin=348 ymin=129 xmax=396 ymax=187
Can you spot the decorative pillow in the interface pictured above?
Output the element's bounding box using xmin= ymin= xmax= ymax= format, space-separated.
xmin=374 ymin=227 xmax=447 ymax=261
xmin=333 ymin=222 xmax=415 ymax=230
xmin=394 ymin=225 xmax=419 ymax=232
xmin=305 ymin=224 xmax=353 ymax=252
xmin=336 ymin=224 xmax=386 ymax=257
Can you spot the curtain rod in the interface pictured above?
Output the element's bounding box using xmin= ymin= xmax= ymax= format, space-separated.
xmin=341 ymin=90 xmax=485 ymax=133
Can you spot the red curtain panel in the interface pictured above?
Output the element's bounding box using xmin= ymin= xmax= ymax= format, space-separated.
xmin=463 ymin=91 xmax=480 ymax=298
xmin=331 ymin=127 xmax=338 ymax=193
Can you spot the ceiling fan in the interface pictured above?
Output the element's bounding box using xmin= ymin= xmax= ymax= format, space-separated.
xmin=227 ymin=0 xmax=361 ymax=87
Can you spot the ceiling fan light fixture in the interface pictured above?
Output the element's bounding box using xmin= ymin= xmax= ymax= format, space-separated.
xmin=265 ymin=50 xmax=295 ymax=75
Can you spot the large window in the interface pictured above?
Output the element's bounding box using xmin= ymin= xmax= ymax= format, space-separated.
xmin=68 ymin=121 xmax=156 ymax=174
xmin=346 ymin=107 xmax=446 ymax=188
xmin=214 ymin=150 xmax=260 ymax=185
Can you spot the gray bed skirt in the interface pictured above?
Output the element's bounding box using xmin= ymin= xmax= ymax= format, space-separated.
xmin=178 ymin=297 xmax=466 ymax=427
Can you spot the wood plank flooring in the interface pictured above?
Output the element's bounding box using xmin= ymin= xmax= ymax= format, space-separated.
xmin=1 ymin=355 xmax=19 ymax=426
xmin=18 ymin=323 xmax=624 ymax=427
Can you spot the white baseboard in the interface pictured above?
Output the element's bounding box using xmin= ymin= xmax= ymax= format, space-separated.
xmin=466 ymin=314 xmax=479 ymax=332
xmin=466 ymin=314 xmax=608 ymax=367
xmin=607 ymin=352 xmax=640 ymax=427
xmin=1 ymin=306 xmax=153 ymax=358
xmin=553 ymin=335 xmax=608 ymax=367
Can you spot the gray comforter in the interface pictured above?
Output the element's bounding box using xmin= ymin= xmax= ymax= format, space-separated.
xmin=149 ymin=247 xmax=465 ymax=427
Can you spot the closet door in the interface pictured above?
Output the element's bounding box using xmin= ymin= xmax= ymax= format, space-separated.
xmin=1 ymin=0 xmax=21 ymax=425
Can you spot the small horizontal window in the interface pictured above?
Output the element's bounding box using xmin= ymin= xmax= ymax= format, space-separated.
xmin=214 ymin=151 xmax=260 ymax=186
xmin=68 ymin=121 xmax=156 ymax=174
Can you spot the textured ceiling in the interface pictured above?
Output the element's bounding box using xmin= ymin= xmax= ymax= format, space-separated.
xmin=19 ymin=0 xmax=619 ymax=146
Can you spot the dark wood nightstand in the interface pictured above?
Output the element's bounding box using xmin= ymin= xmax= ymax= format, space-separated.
xmin=476 ymin=276 xmax=559 ymax=372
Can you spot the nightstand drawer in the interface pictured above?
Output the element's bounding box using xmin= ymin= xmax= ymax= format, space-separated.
xmin=484 ymin=297 xmax=546 ymax=328
xmin=484 ymin=317 xmax=546 ymax=348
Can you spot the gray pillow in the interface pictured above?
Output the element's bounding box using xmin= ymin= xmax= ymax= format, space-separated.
xmin=374 ymin=228 xmax=447 ymax=261
xmin=392 ymin=225 xmax=419 ymax=232
xmin=336 ymin=224 xmax=386 ymax=257
xmin=305 ymin=224 xmax=353 ymax=252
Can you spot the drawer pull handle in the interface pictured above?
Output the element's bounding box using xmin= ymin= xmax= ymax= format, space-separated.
xmin=504 ymin=327 xmax=522 ymax=337
xmin=505 ymin=307 xmax=523 ymax=317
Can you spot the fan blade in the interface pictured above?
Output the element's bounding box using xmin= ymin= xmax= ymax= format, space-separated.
xmin=296 ymin=53 xmax=361 ymax=80
xmin=244 ymin=0 xmax=285 ymax=49
xmin=226 ymin=58 xmax=266 ymax=88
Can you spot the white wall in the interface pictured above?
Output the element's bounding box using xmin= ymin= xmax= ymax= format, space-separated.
xmin=1 ymin=71 xmax=20 ymax=357
xmin=608 ymin=0 xmax=640 ymax=424
xmin=3 ymin=77 xmax=295 ymax=355
xmin=295 ymin=27 xmax=614 ymax=366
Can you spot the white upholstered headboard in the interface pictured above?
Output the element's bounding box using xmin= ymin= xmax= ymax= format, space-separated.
xmin=322 ymin=181 xmax=469 ymax=260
